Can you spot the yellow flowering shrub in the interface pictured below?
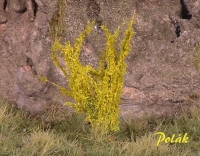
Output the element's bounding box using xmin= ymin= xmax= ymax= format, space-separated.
xmin=40 ymin=19 xmax=134 ymax=132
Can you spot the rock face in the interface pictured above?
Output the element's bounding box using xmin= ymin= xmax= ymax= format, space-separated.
xmin=0 ymin=0 xmax=58 ymax=112
xmin=0 ymin=0 xmax=200 ymax=119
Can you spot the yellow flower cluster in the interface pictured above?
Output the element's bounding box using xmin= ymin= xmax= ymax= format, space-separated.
xmin=40 ymin=19 xmax=134 ymax=132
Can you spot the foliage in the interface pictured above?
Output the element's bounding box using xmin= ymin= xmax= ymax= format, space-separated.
xmin=49 ymin=0 xmax=67 ymax=41
xmin=40 ymin=19 xmax=134 ymax=132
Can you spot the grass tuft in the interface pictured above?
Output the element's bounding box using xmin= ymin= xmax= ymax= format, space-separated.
xmin=0 ymin=98 xmax=199 ymax=155
xmin=49 ymin=0 xmax=67 ymax=41
xmin=194 ymin=41 xmax=200 ymax=69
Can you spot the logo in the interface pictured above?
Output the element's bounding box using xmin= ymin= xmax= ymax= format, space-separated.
xmin=154 ymin=132 xmax=189 ymax=146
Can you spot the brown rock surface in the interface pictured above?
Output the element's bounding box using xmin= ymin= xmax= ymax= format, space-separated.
xmin=0 ymin=0 xmax=200 ymax=120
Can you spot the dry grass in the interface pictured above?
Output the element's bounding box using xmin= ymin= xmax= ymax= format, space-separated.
xmin=194 ymin=41 xmax=200 ymax=69
xmin=0 ymin=98 xmax=199 ymax=155
xmin=49 ymin=0 xmax=67 ymax=41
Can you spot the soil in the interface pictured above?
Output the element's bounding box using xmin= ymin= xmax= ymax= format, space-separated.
xmin=0 ymin=0 xmax=200 ymax=120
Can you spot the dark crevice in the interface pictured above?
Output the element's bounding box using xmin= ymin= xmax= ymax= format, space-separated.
xmin=180 ymin=0 xmax=192 ymax=20
xmin=33 ymin=0 xmax=38 ymax=17
xmin=175 ymin=25 xmax=181 ymax=37
xmin=27 ymin=57 xmax=37 ymax=75
xmin=27 ymin=57 xmax=33 ymax=67
xmin=4 ymin=0 xmax=7 ymax=10
xmin=169 ymin=16 xmax=181 ymax=39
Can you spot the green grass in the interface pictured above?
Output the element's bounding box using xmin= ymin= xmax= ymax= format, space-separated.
xmin=0 ymin=99 xmax=199 ymax=156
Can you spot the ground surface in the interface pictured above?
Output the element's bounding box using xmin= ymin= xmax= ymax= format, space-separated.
xmin=0 ymin=0 xmax=200 ymax=119
xmin=0 ymin=101 xmax=200 ymax=155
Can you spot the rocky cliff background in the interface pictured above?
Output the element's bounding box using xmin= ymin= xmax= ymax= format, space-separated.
xmin=0 ymin=0 xmax=200 ymax=119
